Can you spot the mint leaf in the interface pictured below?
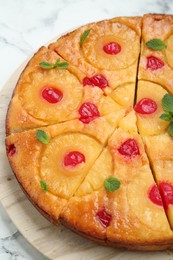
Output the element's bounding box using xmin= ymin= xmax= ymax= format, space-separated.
xmin=39 ymin=61 xmax=54 ymax=69
xmin=36 ymin=130 xmax=50 ymax=144
xmin=80 ymin=29 xmax=90 ymax=46
xmin=55 ymin=58 xmax=61 ymax=66
xmin=40 ymin=180 xmax=48 ymax=192
xmin=104 ymin=177 xmax=121 ymax=192
xmin=160 ymin=113 xmax=172 ymax=121
xmin=146 ymin=38 xmax=167 ymax=50
xmin=162 ymin=94 xmax=173 ymax=113
xmin=168 ymin=122 xmax=173 ymax=137
xmin=56 ymin=61 xmax=69 ymax=69
xmin=39 ymin=59 xmax=69 ymax=70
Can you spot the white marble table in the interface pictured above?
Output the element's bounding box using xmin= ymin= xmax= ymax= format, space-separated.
xmin=0 ymin=0 xmax=173 ymax=258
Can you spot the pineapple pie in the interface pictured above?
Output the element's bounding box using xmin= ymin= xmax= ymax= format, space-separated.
xmin=6 ymin=14 xmax=173 ymax=250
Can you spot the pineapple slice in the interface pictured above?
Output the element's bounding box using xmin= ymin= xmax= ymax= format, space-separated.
xmin=135 ymin=81 xmax=169 ymax=136
xmin=118 ymin=110 xmax=138 ymax=134
xmin=144 ymin=133 xmax=173 ymax=229
xmin=81 ymin=21 xmax=140 ymax=70
xmin=49 ymin=18 xmax=141 ymax=92
xmin=76 ymin=148 xmax=113 ymax=196
xmin=110 ymin=83 xmax=135 ymax=110
xmin=7 ymin=47 xmax=83 ymax=134
xmin=20 ymin=68 xmax=82 ymax=121
xmin=40 ymin=133 xmax=101 ymax=199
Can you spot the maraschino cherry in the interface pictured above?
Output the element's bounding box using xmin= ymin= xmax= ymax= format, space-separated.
xmin=79 ymin=102 xmax=100 ymax=124
xmin=146 ymin=56 xmax=164 ymax=70
xmin=96 ymin=209 xmax=112 ymax=227
xmin=118 ymin=139 xmax=140 ymax=157
xmin=83 ymin=75 xmax=108 ymax=89
xmin=42 ymin=87 xmax=63 ymax=103
xmin=64 ymin=151 xmax=85 ymax=167
xmin=103 ymin=42 xmax=121 ymax=55
xmin=135 ymin=98 xmax=157 ymax=114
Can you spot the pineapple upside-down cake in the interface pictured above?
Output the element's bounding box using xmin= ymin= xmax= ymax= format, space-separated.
xmin=6 ymin=14 xmax=173 ymax=250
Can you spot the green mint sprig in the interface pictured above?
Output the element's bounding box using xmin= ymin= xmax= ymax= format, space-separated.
xmin=104 ymin=177 xmax=121 ymax=192
xmin=40 ymin=180 xmax=48 ymax=192
xmin=146 ymin=38 xmax=167 ymax=50
xmin=160 ymin=94 xmax=173 ymax=136
xmin=39 ymin=58 xmax=69 ymax=70
xmin=80 ymin=29 xmax=90 ymax=46
xmin=36 ymin=130 xmax=50 ymax=144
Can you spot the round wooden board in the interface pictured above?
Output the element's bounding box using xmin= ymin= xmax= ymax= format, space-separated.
xmin=0 ymin=58 xmax=172 ymax=260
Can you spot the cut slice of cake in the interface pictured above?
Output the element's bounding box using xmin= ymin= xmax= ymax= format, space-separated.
xmin=138 ymin=14 xmax=173 ymax=94
xmin=144 ymin=133 xmax=173 ymax=229
xmin=6 ymin=47 xmax=83 ymax=134
xmin=106 ymin=115 xmax=173 ymax=248
xmin=6 ymin=117 xmax=118 ymax=221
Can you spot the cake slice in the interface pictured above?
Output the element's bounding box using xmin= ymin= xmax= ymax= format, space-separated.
xmin=6 ymin=117 xmax=118 ymax=222
xmin=135 ymin=80 xmax=169 ymax=136
xmin=106 ymin=115 xmax=173 ymax=248
xmin=6 ymin=47 xmax=83 ymax=134
xmin=144 ymin=133 xmax=173 ymax=229
xmin=49 ymin=17 xmax=141 ymax=100
xmin=138 ymin=14 xmax=173 ymax=94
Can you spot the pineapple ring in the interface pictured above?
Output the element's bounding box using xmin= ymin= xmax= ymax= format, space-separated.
xmin=40 ymin=133 xmax=102 ymax=199
xmin=19 ymin=69 xmax=83 ymax=122
xmin=82 ymin=22 xmax=140 ymax=70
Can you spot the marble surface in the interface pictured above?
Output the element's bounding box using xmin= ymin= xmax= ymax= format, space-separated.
xmin=0 ymin=0 xmax=173 ymax=259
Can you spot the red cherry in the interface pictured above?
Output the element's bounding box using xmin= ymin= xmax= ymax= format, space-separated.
xmin=148 ymin=184 xmax=163 ymax=206
xmin=135 ymin=98 xmax=157 ymax=114
xmin=146 ymin=56 xmax=164 ymax=70
xmin=83 ymin=75 xmax=108 ymax=89
xmin=42 ymin=87 xmax=63 ymax=103
xmin=64 ymin=151 xmax=85 ymax=167
xmin=118 ymin=139 xmax=140 ymax=157
xmin=96 ymin=209 xmax=112 ymax=228
xmin=103 ymin=42 xmax=121 ymax=55
xmin=8 ymin=144 xmax=16 ymax=157
xmin=159 ymin=182 xmax=173 ymax=210
xmin=79 ymin=102 xmax=100 ymax=124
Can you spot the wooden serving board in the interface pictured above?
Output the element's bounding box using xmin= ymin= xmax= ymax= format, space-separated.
xmin=0 ymin=60 xmax=172 ymax=260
